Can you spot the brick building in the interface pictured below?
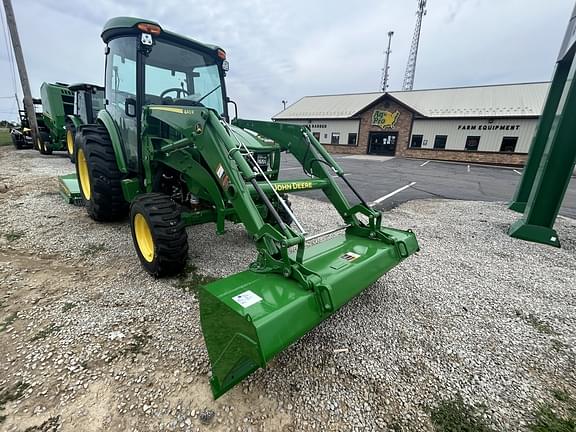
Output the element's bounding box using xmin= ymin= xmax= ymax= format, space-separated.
xmin=273 ymin=82 xmax=549 ymax=166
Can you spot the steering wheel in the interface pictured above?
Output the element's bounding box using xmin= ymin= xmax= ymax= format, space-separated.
xmin=160 ymin=87 xmax=190 ymax=99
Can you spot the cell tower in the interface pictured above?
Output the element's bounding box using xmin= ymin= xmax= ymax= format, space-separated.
xmin=402 ymin=0 xmax=427 ymax=91
xmin=380 ymin=31 xmax=394 ymax=92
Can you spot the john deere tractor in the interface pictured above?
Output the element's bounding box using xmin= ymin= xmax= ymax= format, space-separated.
xmin=10 ymin=97 xmax=46 ymax=149
xmin=61 ymin=17 xmax=419 ymax=399
xmin=37 ymin=82 xmax=104 ymax=160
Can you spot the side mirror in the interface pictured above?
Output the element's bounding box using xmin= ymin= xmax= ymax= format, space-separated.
xmin=125 ymin=98 xmax=137 ymax=117
xmin=227 ymin=97 xmax=238 ymax=122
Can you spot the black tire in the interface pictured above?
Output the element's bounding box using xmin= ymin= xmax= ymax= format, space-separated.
xmin=130 ymin=193 xmax=188 ymax=277
xmin=65 ymin=120 xmax=76 ymax=163
xmin=266 ymin=193 xmax=293 ymax=226
xmin=10 ymin=131 xmax=24 ymax=150
xmin=38 ymin=131 xmax=52 ymax=155
xmin=76 ymin=125 xmax=128 ymax=221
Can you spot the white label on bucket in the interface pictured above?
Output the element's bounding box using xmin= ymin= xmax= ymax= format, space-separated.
xmin=232 ymin=290 xmax=262 ymax=308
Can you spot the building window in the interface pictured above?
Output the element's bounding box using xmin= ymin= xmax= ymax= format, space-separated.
xmin=500 ymin=136 xmax=518 ymax=152
xmin=465 ymin=136 xmax=480 ymax=151
xmin=411 ymin=135 xmax=423 ymax=148
xmin=347 ymin=133 xmax=357 ymax=145
xmin=434 ymin=135 xmax=447 ymax=149
xmin=312 ymin=132 xmax=321 ymax=141
xmin=331 ymin=132 xmax=340 ymax=145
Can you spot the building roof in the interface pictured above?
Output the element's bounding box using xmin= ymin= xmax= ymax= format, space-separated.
xmin=273 ymin=82 xmax=550 ymax=120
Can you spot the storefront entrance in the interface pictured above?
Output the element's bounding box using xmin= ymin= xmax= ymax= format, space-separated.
xmin=367 ymin=132 xmax=397 ymax=156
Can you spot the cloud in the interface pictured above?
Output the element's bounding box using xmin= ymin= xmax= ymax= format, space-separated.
xmin=0 ymin=0 xmax=573 ymax=122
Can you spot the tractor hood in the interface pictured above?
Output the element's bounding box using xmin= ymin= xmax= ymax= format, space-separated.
xmin=145 ymin=105 xmax=279 ymax=151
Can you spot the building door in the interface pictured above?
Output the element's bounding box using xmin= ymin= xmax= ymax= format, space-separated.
xmin=367 ymin=132 xmax=397 ymax=155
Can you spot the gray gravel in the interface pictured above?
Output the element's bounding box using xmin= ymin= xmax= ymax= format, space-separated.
xmin=0 ymin=146 xmax=575 ymax=431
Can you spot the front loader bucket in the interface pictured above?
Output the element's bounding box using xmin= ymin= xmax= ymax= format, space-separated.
xmin=200 ymin=227 xmax=418 ymax=398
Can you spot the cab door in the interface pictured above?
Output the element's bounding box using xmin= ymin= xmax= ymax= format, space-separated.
xmin=105 ymin=37 xmax=138 ymax=171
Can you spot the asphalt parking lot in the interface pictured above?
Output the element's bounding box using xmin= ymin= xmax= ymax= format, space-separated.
xmin=279 ymin=155 xmax=576 ymax=218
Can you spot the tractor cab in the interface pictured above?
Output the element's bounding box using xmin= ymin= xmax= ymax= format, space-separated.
xmin=101 ymin=17 xmax=278 ymax=176
xmin=67 ymin=83 xmax=105 ymax=124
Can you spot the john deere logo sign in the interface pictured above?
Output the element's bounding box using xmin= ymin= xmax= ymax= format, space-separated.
xmin=372 ymin=110 xmax=400 ymax=129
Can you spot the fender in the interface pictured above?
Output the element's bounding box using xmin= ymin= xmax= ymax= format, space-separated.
xmin=66 ymin=115 xmax=83 ymax=129
xmin=97 ymin=110 xmax=128 ymax=174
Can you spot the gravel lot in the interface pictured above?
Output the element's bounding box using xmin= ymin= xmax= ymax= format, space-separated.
xmin=0 ymin=146 xmax=575 ymax=432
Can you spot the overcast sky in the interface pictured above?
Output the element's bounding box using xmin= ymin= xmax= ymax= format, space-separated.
xmin=0 ymin=0 xmax=573 ymax=122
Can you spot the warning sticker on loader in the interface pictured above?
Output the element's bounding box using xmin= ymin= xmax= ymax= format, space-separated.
xmin=340 ymin=252 xmax=361 ymax=262
xmin=232 ymin=290 xmax=263 ymax=308
xmin=216 ymin=164 xmax=225 ymax=179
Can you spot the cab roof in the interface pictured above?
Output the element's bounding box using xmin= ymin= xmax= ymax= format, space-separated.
xmin=101 ymin=17 xmax=224 ymax=56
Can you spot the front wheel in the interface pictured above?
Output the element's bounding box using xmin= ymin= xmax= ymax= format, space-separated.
xmin=130 ymin=193 xmax=189 ymax=277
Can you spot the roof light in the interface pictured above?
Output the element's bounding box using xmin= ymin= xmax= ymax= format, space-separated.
xmin=217 ymin=49 xmax=226 ymax=60
xmin=137 ymin=23 xmax=161 ymax=35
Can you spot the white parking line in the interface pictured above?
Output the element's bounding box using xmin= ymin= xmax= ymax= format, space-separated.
xmin=513 ymin=169 xmax=522 ymax=175
xmin=282 ymin=167 xmax=301 ymax=171
xmin=371 ymin=182 xmax=417 ymax=206
xmin=420 ymin=160 xmax=431 ymax=167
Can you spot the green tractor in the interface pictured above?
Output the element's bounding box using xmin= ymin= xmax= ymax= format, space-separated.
xmin=37 ymin=82 xmax=104 ymax=160
xmin=9 ymin=97 xmax=46 ymax=149
xmin=61 ymin=17 xmax=420 ymax=399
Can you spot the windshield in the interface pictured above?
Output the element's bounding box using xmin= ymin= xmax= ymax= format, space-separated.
xmin=145 ymin=39 xmax=225 ymax=115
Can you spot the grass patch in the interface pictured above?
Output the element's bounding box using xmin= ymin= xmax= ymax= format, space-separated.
xmin=527 ymin=389 xmax=576 ymax=432
xmin=29 ymin=324 xmax=61 ymax=342
xmin=0 ymin=312 xmax=18 ymax=333
xmin=0 ymin=381 xmax=31 ymax=423
xmin=515 ymin=310 xmax=557 ymax=335
xmin=0 ymin=129 xmax=11 ymax=147
xmin=176 ymin=264 xmax=218 ymax=293
xmin=430 ymin=395 xmax=495 ymax=432
xmin=61 ymin=302 xmax=77 ymax=313
xmin=4 ymin=230 xmax=24 ymax=242
xmin=82 ymin=242 xmax=107 ymax=256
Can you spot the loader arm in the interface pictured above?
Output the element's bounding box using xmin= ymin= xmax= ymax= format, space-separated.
xmin=195 ymin=115 xmax=420 ymax=399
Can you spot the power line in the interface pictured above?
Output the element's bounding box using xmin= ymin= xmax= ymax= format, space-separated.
xmin=0 ymin=3 xmax=18 ymax=101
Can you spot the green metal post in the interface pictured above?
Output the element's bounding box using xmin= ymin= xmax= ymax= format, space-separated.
xmin=508 ymin=62 xmax=571 ymax=213
xmin=508 ymin=40 xmax=576 ymax=247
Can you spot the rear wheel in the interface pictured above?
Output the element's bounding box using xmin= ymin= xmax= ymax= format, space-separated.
xmin=65 ymin=121 xmax=76 ymax=162
xmin=130 ymin=193 xmax=189 ymax=277
xmin=76 ymin=125 xmax=128 ymax=221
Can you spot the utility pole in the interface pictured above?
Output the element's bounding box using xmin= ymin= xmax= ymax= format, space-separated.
xmin=380 ymin=31 xmax=394 ymax=91
xmin=2 ymin=0 xmax=39 ymax=143
xmin=402 ymin=0 xmax=427 ymax=91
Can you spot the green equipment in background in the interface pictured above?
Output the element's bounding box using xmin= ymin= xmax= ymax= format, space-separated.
xmin=9 ymin=97 xmax=46 ymax=149
xmin=59 ymin=17 xmax=419 ymax=399
xmin=509 ymin=3 xmax=576 ymax=247
xmin=37 ymin=82 xmax=104 ymax=160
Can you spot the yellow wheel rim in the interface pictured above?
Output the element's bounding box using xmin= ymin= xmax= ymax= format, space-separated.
xmin=134 ymin=213 xmax=155 ymax=262
xmin=77 ymin=149 xmax=91 ymax=200
xmin=66 ymin=130 xmax=74 ymax=155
